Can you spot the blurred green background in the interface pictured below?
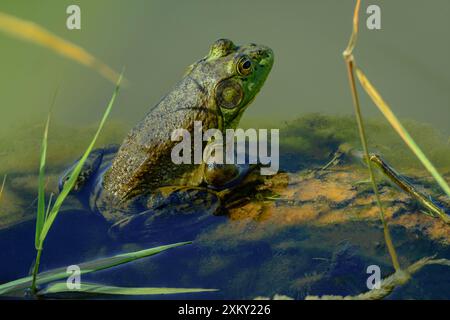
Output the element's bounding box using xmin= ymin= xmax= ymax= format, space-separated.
xmin=0 ymin=0 xmax=449 ymax=134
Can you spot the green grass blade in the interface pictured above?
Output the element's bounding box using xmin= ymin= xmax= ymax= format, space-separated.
xmin=0 ymin=242 xmax=191 ymax=296
xmin=35 ymin=114 xmax=50 ymax=249
xmin=356 ymin=68 xmax=450 ymax=199
xmin=38 ymin=73 xmax=122 ymax=244
xmin=40 ymin=282 xmax=217 ymax=296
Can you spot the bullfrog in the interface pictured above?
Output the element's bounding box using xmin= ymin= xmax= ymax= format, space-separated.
xmin=59 ymin=39 xmax=274 ymax=241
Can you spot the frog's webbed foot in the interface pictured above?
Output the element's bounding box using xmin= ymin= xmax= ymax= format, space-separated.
xmin=108 ymin=187 xmax=226 ymax=242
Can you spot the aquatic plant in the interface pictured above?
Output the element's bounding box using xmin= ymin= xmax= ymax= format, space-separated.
xmin=29 ymin=74 xmax=123 ymax=293
xmin=41 ymin=282 xmax=215 ymax=296
xmin=343 ymin=0 xmax=399 ymax=270
xmin=344 ymin=0 xmax=450 ymax=211
xmin=0 ymin=75 xmax=215 ymax=298
xmin=0 ymin=242 xmax=211 ymax=297
xmin=307 ymin=0 xmax=450 ymax=300
xmin=357 ymin=72 xmax=450 ymax=197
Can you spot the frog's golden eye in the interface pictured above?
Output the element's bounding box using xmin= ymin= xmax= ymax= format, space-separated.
xmin=215 ymin=79 xmax=243 ymax=109
xmin=236 ymin=55 xmax=253 ymax=76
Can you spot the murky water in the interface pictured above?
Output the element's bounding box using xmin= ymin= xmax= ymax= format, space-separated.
xmin=1 ymin=128 xmax=450 ymax=299
xmin=1 ymin=183 xmax=450 ymax=299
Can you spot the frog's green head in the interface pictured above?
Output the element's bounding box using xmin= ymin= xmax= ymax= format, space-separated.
xmin=186 ymin=39 xmax=274 ymax=129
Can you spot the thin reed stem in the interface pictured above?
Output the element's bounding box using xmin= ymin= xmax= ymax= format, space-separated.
xmin=342 ymin=0 xmax=400 ymax=271
xmin=345 ymin=59 xmax=400 ymax=271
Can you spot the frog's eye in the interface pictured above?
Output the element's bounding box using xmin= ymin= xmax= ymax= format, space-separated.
xmin=215 ymin=79 xmax=243 ymax=109
xmin=236 ymin=55 xmax=253 ymax=76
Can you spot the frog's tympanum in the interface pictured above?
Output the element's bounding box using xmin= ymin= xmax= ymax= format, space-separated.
xmin=60 ymin=39 xmax=274 ymax=241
